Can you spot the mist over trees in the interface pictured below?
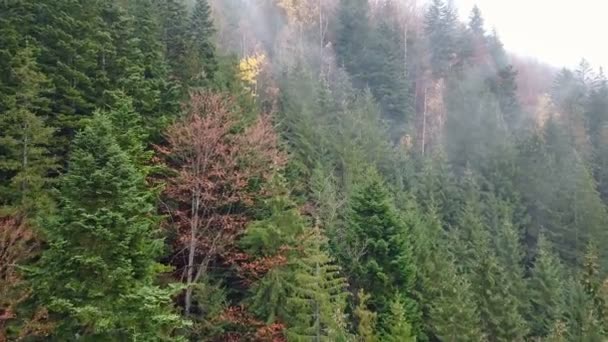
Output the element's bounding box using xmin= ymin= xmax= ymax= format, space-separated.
xmin=1 ymin=0 xmax=608 ymax=340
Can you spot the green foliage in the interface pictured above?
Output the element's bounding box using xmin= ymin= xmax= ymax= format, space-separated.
xmin=345 ymin=167 xmax=419 ymax=333
xmin=424 ymin=0 xmax=459 ymax=77
xmin=455 ymin=195 xmax=528 ymax=340
xmin=529 ymin=234 xmax=567 ymax=338
xmin=429 ymin=259 xmax=483 ymax=341
xmin=30 ymin=113 xmax=183 ymax=340
xmin=187 ymin=0 xmax=217 ymax=87
xmin=0 ymin=45 xmax=55 ymax=215
xmin=381 ymin=298 xmax=416 ymax=342
xmin=242 ymin=178 xmax=349 ymax=340
xmin=353 ymin=290 xmax=377 ymax=342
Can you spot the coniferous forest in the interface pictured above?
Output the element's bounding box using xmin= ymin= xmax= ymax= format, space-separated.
xmin=2 ymin=0 xmax=608 ymax=340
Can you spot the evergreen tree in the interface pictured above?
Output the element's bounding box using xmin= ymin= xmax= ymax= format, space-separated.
xmin=128 ymin=0 xmax=180 ymax=135
xmin=0 ymin=45 xmax=55 ymax=215
xmin=241 ymin=180 xmax=349 ymax=340
xmin=430 ymin=259 xmax=484 ymax=341
xmin=161 ymin=0 xmax=190 ymax=86
xmin=33 ymin=0 xmax=104 ymax=145
xmin=335 ymin=0 xmax=370 ymax=88
xmin=488 ymin=65 xmax=522 ymax=130
xmin=564 ymin=278 xmax=606 ymax=341
xmin=469 ymin=5 xmax=485 ymax=36
xmin=285 ymin=228 xmax=350 ymax=342
xmin=353 ymin=290 xmax=377 ymax=342
xmin=380 ymin=298 xmax=416 ymax=342
xmin=187 ymin=0 xmax=218 ymax=87
xmin=456 ymin=197 xmax=528 ymax=340
xmin=494 ymin=210 xmax=529 ymax=321
xmin=30 ymin=113 xmax=182 ymax=340
xmin=529 ymin=234 xmax=566 ymax=338
xmin=424 ymin=0 xmax=459 ymax=77
xmin=345 ymin=167 xmax=419 ymax=333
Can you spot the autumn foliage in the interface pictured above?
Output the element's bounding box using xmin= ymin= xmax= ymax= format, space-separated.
xmin=158 ymin=90 xmax=285 ymax=315
xmin=0 ymin=215 xmax=53 ymax=341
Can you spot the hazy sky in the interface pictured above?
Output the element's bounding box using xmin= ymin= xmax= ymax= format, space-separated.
xmin=450 ymin=0 xmax=608 ymax=69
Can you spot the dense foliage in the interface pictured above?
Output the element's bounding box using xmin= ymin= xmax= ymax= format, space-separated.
xmin=2 ymin=0 xmax=608 ymax=340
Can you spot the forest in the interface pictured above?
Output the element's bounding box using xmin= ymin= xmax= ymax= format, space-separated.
xmin=1 ymin=0 xmax=608 ymax=340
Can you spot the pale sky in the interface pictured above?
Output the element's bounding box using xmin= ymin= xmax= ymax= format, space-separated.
xmin=450 ymin=0 xmax=608 ymax=69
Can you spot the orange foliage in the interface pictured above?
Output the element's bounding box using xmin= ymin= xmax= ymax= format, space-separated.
xmin=0 ymin=215 xmax=52 ymax=340
xmin=158 ymin=90 xmax=286 ymax=314
xmin=219 ymin=306 xmax=286 ymax=342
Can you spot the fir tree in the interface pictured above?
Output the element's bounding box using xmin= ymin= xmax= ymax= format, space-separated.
xmin=30 ymin=113 xmax=182 ymax=340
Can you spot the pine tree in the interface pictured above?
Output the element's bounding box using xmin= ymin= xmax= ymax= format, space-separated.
xmin=0 ymin=45 xmax=55 ymax=215
xmin=529 ymin=234 xmax=566 ymax=338
xmin=346 ymin=167 xmax=419 ymax=333
xmin=29 ymin=113 xmax=182 ymax=340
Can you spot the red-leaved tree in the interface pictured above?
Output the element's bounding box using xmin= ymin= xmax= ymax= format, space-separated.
xmin=0 ymin=215 xmax=53 ymax=341
xmin=158 ymin=90 xmax=285 ymax=316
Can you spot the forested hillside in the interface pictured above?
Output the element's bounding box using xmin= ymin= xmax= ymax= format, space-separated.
xmin=2 ymin=0 xmax=608 ymax=341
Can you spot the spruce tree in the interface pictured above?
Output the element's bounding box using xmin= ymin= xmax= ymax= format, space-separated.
xmin=346 ymin=167 xmax=419 ymax=333
xmin=354 ymin=290 xmax=377 ymax=342
xmin=187 ymin=0 xmax=218 ymax=87
xmin=0 ymin=45 xmax=55 ymax=215
xmin=285 ymin=228 xmax=350 ymax=341
xmin=241 ymin=180 xmax=349 ymax=340
xmin=430 ymin=259 xmax=483 ymax=341
xmin=456 ymin=197 xmax=528 ymax=340
xmin=424 ymin=0 xmax=459 ymax=77
xmin=33 ymin=0 xmax=104 ymax=144
xmin=128 ymin=0 xmax=180 ymax=135
xmin=469 ymin=5 xmax=485 ymax=36
xmin=30 ymin=113 xmax=182 ymax=340
xmin=335 ymin=0 xmax=371 ymax=88
xmin=381 ymin=298 xmax=416 ymax=342
xmin=494 ymin=210 xmax=529 ymax=321
xmin=161 ymin=0 xmax=190 ymax=86
xmin=529 ymin=234 xmax=566 ymax=338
